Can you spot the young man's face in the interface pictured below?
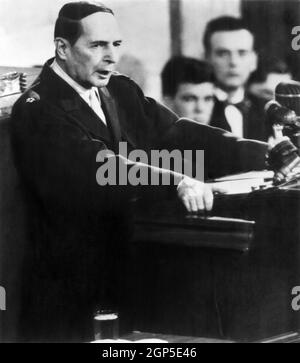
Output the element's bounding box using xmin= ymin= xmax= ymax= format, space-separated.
xmin=167 ymin=82 xmax=215 ymax=124
xmin=63 ymin=12 xmax=122 ymax=88
xmin=207 ymin=29 xmax=257 ymax=92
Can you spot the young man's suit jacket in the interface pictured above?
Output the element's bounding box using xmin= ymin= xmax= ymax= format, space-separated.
xmin=11 ymin=59 xmax=268 ymax=342
xmin=210 ymin=94 xmax=268 ymax=142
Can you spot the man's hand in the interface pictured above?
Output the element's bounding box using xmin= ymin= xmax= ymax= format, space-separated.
xmin=177 ymin=176 xmax=224 ymax=213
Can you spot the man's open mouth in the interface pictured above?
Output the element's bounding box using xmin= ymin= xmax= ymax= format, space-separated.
xmin=228 ymin=73 xmax=240 ymax=77
xmin=97 ymin=70 xmax=111 ymax=77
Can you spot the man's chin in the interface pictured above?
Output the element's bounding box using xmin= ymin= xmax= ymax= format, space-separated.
xmin=91 ymin=75 xmax=112 ymax=88
xmin=93 ymin=79 xmax=110 ymax=88
xmin=223 ymin=81 xmax=243 ymax=91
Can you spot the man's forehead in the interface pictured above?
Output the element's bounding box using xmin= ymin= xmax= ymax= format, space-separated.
xmin=79 ymin=11 xmax=121 ymax=40
xmin=210 ymin=29 xmax=254 ymax=50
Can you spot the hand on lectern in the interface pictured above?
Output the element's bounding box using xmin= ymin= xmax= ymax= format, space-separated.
xmin=177 ymin=176 xmax=225 ymax=213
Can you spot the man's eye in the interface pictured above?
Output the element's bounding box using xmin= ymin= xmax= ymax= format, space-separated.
xmin=181 ymin=96 xmax=196 ymax=102
xmin=239 ymin=50 xmax=249 ymax=57
xmin=91 ymin=42 xmax=106 ymax=48
xmin=204 ymin=96 xmax=214 ymax=102
xmin=216 ymin=50 xmax=229 ymax=58
xmin=113 ymin=42 xmax=122 ymax=47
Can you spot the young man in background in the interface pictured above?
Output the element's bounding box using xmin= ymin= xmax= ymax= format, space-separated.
xmin=161 ymin=56 xmax=215 ymax=125
xmin=204 ymin=16 xmax=267 ymax=141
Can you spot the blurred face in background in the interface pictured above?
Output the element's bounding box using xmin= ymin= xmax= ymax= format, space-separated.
xmin=166 ymin=82 xmax=215 ymax=124
xmin=207 ymin=29 xmax=257 ymax=92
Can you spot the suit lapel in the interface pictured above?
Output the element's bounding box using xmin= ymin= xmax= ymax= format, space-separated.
xmin=41 ymin=62 xmax=138 ymax=151
xmin=211 ymin=99 xmax=231 ymax=132
xmin=100 ymin=85 xmax=138 ymax=151
xmin=99 ymin=87 xmax=122 ymax=151
xmin=57 ymin=88 xmax=112 ymax=145
xmin=40 ymin=63 xmax=113 ymax=145
xmin=239 ymin=97 xmax=251 ymax=138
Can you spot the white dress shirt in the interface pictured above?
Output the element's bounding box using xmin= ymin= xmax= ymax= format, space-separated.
xmin=50 ymin=60 xmax=107 ymax=125
xmin=215 ymin=87 xmax=245 ymax=138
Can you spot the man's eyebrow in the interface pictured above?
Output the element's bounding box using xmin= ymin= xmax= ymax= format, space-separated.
xmin=89 ymin=40 xmax=123 ymax=45
xmin=215 ymin=47 xmax=230 ymax=52
xmin=215 ymin=47 xmax=249 ymax=51
xmin=182 ymin=93 xmax=197 ymax=97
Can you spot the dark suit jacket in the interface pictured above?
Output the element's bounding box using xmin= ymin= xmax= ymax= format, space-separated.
xmin=210 ymin=94 xmax=268 ymax=142
xmin=11 ymin=60 xmax=268 ymax=342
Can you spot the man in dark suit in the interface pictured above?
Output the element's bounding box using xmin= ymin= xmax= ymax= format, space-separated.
xmin=204 ymin=16 xmax=267 ymax=141
xmin=11 ymin=2 xmax=275 ymax=342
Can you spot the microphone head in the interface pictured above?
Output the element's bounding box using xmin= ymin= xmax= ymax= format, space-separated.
xmin=264 ymin=100 xmax=280 ymax=113
xmin=264 ymin=99 xmax=297 ymax=126
xmin=275 ymin=80 xmax=300 ymax=116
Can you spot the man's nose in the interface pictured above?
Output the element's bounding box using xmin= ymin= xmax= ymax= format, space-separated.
xmin=103 ymin=45 xmax=118 ymax=64
xmin=195 ymin=100 xmax=203 ymax=113
xmin=229 ymin=52 xmax=239 ymax=66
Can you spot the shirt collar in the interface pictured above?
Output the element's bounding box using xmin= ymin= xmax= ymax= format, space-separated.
xmin=214 ymin=87 xmax=245 ymax=104
xmin=50 ymin=59 xmax=99 ymax=100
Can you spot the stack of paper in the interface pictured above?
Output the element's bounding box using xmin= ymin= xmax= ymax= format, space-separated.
xmin=210 ymin=170 xmax=274 ymax=195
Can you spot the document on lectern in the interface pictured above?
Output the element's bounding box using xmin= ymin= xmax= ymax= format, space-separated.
xmin=210 ymin=170 xmax=274 ymax=195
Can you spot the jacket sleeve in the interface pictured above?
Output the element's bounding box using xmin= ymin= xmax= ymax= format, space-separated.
xmin=160 ymin=118 xmax=268 ymax=180
xmin=10 ymin=98 xmax=180 ymax=215
xmin=125 ymin=78 xmax=268 ymax=180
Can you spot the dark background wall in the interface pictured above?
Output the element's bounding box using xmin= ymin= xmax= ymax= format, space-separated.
xmin=242 ymin=0 xmax=300 ymax=80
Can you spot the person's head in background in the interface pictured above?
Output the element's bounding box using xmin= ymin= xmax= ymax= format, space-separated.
xmin=203 ymin=16 xmax=257 ymax=101
xmin=161 ymin=56 xmax=215 ymax=124
xmin=248 ymin=57 xmax=292 ymax=101
xmin=54 ymin=1 xmax=122 ymax=89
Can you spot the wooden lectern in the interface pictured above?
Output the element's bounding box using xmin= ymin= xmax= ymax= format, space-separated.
xmin=130 ymin=178 xmax=300 ymax=342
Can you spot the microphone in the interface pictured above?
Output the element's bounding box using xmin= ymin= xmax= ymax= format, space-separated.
xmin=276 ymin=80 xmax=300 ymax=116
xmin=264 ymin=100 xmax=297 ymax=127
xmin=266 ymin=81 xmax=300 ymax=184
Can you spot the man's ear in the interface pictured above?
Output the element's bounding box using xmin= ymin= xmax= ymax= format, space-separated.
xmin=54 ymin=38 xmax=69 ymax=60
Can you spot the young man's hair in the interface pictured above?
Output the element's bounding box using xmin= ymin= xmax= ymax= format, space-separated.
xmin=203 ymin=16 xmax=255 ymax=53
xmin=54 ymin=1 xmax=114 ymax=45
xmin=161 ymin=56 xmax=214 ymax=97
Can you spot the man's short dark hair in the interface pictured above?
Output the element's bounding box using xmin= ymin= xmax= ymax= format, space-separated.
xmin=203 ymin=16 xmax=255 ymax=53
xmin=54 ymin=1 xmax=114 ymax=45
xmin=161 ymin=56 xmax=214 ymax=97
